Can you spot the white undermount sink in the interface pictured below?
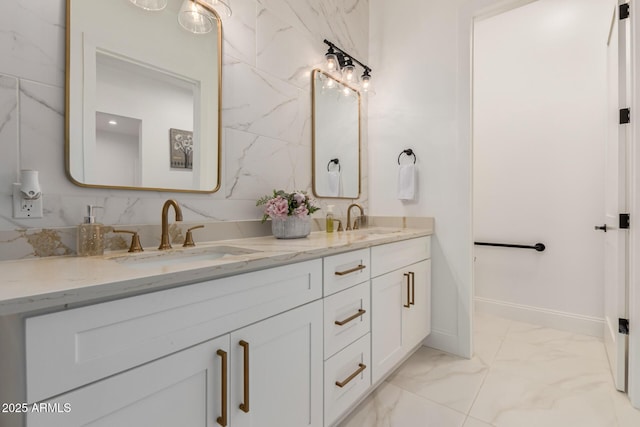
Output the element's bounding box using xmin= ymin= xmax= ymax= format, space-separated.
xmin=110 ymin=245 xmax=261 ymax=269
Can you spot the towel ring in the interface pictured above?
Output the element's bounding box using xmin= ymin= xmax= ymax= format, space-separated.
xmin=327 ymin=158 xmax=341 ymax=172
xmin=397 ymin=149 xmax=416 ymax=165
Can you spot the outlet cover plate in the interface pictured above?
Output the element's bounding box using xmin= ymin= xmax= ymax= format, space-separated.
xmin=12 ymin=183 xmax=43 ymax=219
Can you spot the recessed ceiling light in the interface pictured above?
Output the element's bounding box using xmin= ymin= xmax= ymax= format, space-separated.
xmin=108 ymin=120 xmax=118 ymax=126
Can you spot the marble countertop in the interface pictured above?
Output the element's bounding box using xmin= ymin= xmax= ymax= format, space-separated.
xmin=0 ymin=225 xmax=433 ymax=316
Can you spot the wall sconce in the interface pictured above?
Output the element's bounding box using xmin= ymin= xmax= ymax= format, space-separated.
xmin=129 ymin=0 xmax=232 ymax=34
xmin=323 ymin=39 xmax=372 ymax=92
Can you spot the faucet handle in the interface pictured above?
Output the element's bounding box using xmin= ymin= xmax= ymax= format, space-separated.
xmin=183 ymin=225 xmax=205 ymax=247
xmin=335 ymin=219 xmax=344 ymax=232
xmin=112 ymin=229 xmax=144 ymax=253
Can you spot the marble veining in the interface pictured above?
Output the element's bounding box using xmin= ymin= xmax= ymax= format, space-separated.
xmin=340 ymin=313 xmax=640 ymax=427
xmin=0 ymin=0 xmax=370 ymax=241
xmin=0 ymin=219 xmax=433 ymax=315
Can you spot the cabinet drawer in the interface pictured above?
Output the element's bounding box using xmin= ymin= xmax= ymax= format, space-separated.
xmin=324 ymin=282 xmax=370 ymax=359
xmin=323 ymin=248 xmax=370 ymax=296
xmin=324 ymin=333 xmax=371 ymax=427
xmin=25 ymin=259 xmax=322 ymax=403
xmin=370 ymin=236 xmax=430 ymax=277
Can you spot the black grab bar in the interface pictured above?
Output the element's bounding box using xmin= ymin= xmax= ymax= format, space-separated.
xmin=474 ymin=241 xmax=546 ymax=252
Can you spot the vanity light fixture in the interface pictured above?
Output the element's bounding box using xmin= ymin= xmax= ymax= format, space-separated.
xmin=323 ymin=39 xmax=372 ymax=92
xmin=178 ymin=0 xmax=232 ymax=34
xmin=130 ymin=0 xmax=232 ymax=34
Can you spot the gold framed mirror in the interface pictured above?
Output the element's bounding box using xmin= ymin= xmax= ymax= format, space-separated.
xmin=65 ymin=0 xmax=221 ymax=193
xmin=311 ymin=69 xmax=361 ymax=199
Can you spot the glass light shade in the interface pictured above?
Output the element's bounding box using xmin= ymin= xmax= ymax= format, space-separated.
xmin=205 ymin=0 xmax=232 ymax=18
xmin=129 ymin=0 xmax=168 ymax=11
xmin=325 ymin=53 xmax=339 ymax=72
xmin=361 ymin=74 xmax=371 ymax=91
xmin=178 ymin=0 xmax=215 ymax=34
xmin=342 ymin=64 xmax=357 ymax=83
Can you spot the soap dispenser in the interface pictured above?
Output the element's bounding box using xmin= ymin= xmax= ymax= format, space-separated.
xmin=326 ymin=205 xmax=335 ymax=233
xmin=77 ymin=205 xmax=104 ymax=256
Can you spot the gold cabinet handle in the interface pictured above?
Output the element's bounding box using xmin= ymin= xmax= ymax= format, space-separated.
xmin=216 ymin=349 xmax=228 ymax=426
xmin=335 ymin=363 xmax=367 ymax=388
xmin=335 ymin=309 xmax=366 ymax=326
xmin=239 ymin=340 xmax=250 ymax=413
xmin=403 ymin=273 xmax=411 ymax=308
xmin=335 ymin=264 xmax=366 ymax=276
xmin=409 ymin=271 xmax=415 ymax=305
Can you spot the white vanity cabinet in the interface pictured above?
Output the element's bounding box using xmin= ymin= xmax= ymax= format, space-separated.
xmin=28 ymin=334 xmax=230 ymax=427
xmin=25 ymin=259 xmax=323 ymax=427
xmin=371 ymin=237 xmax=431 ymax=384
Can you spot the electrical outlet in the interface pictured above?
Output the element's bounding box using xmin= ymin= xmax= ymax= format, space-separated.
xmin=12 ymin=183 xmax=43 ymax=219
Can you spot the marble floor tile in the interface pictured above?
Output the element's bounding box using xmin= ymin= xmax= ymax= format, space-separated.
xmin=469 ymin=370 xmax=618 ymax=427
xmin=506 ymin=320 xmax=608 ymax=360
xmin=463 ymin=416 xmax=495 ymax=427
xmin=612 ymin=390 xmax=640 ymax=427
xmin=341 ymin=315 xmax=640 ymax=426
xmin=386 ymin=346 xmax=489 ymax=414
xmin=339 ymin=382 xmax=466 ymax=427
xmin=474 ymin=313 xmax=512 ymax=338
xmin=491 ymin=339 xmax=613 ymax=390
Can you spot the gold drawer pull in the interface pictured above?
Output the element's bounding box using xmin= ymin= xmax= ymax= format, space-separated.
xmin=216 ymin=349 xmax=228 ymax=426
xmin=239 ymin=340 xmax=250 ymax=413
xmin=403 ymin=273 xmax=411 ymax=308
xmin=335 ymin=309 xmax=366 ymax=326
xmin=335 ymin=363 xmax=367 ymax=388
xmin=335 ymin=264 xmax=366 ymax=276
xmin=409 ymin=271 xmax=415 ymax=305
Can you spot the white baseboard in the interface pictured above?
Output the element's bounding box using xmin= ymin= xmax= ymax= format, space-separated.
xmin=423 ymin=329 xmax=464 ymax=356
xmin=474 ymin=297 xmax=604 ymax=338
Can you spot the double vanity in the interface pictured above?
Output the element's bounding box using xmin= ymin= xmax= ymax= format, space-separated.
xmin=0 ymin=219 xmax=433 ymax=427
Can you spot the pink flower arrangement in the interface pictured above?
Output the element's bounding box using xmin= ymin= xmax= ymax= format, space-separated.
xmin=257 ymin=190 xmax=319 ymax=222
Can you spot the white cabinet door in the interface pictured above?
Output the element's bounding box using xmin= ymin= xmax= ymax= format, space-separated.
xmin=402 ymin=260 xmax=431 ymax=350
xmin=371 ymin=260 xmax=431 ymax=384
xmin=371 ymin=268 xmax=405 ymax=384
xmin=230 ymin=300 xmax=323 ymax=427
xmin=27 ymin=335 xmax=230 ymax=427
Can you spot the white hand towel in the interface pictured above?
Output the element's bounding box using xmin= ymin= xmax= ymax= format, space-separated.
xmin=397 ymin=164 xmax=416 ymax=200
xmin=328 ymin=171 xmax=341 ymax=197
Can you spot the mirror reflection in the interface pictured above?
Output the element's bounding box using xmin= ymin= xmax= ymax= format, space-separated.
xmin=66 ymin=0 xmax=221 ymax=192
xmin=312 ymin=69 xmax=361 ymax=199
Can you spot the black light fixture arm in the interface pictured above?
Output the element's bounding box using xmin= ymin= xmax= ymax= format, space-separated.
xmin=323 ymin=39 xmax=372 ymax=73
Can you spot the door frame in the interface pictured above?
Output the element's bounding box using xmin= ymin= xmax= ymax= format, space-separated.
xmin=629 ymin=0 xmax=640 ymax=408
xmin=465 ymin=0 xmax=639 ymax=409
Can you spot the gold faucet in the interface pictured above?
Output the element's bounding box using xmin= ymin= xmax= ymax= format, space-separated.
xmin=346 ymin=203 xmax=364 ymax=231
xmin=159 ymin=199 xmax=183 ymax=250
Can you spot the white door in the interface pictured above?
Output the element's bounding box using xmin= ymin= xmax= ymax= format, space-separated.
xmin=603 ymin=0 xmax=631 ymax=392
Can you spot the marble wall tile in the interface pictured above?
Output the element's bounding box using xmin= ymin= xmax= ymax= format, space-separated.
xmin=225 ymin=128 xmax=314 ymax=201
xmin=0 ymin=76 xmax=18 ymax=198
xmin=462 ymin=417 xmax=495 ymax=427
xmin=0 ymin=0 xmax=370 ymax=259
xmin=0 ymin=0 xmax=65 ymax=88
xmin=256 ymin=6 xmax=324 ymax=89
xmin=223 ymin=60 xmax=304 ymax=143
xmin=222 ymin=0 xmax=258 ymax=65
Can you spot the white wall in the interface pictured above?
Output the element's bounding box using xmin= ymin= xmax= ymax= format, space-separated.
xmin=0 ymin=0 xmax=369 ymax=254
xmin=473 ymin=0 xmax=610 ymax=335
xmin=369 ymin=0 xmax=473 ymax=357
